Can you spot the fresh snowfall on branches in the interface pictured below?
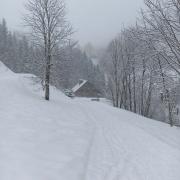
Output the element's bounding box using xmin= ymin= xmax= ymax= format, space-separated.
xmin=0 ymin=0 xmax=180 ymax=180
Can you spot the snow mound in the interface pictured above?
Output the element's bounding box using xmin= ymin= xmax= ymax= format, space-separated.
xmin=0 ymin=61 xmax=14 ymax=76
xmin=0 ymin=62 xmax=180 ymax=180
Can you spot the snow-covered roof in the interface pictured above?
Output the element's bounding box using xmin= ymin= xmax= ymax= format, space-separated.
xmin=72 ymin=79 xmax=87 ymax=92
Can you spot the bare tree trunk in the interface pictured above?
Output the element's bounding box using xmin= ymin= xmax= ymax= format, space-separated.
xmin=119 ymin=93 xmax=123 ymax=108
xmin=45 ymin=56 xmax=51 ymax=100
xmin=141 ymin=59 xmax=146 ymax=115
xmin=128 ymin=74 xmax=132 ymax=111
xmin=158 ymin=56 xmax=174 ymax=126
xmin=124 ymin=75 xmax=128 ymax=110
xmin=168 ymin=101 xmax=173 ymax=127
xmin=169 ymin=103 xmax=175 ymax=127
xmin=133 ymin=66 xmax=137 ymax=113
xmin=144 ymin=74 xmax=153 ymax=117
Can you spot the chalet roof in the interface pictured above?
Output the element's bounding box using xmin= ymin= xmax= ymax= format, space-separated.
xmin=72 ymin=79 xmax=87 ymax=92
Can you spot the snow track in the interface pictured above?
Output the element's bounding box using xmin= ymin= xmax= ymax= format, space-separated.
xmin=0 ymin=62 xmax=180 ymax=180
xmin=75 ymin=101 xmax=180 ymax=180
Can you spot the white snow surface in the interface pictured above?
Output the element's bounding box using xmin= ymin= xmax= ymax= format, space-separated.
xmin=0 ymin=62 xmax=180 ymax=180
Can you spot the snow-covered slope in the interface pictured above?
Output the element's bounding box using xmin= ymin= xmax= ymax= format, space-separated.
xmin=0 ymin=62 xmax=180 ymax=180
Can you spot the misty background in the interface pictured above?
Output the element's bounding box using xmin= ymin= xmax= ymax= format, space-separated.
xmin=0 ymin=0 xmax=143 ymax=47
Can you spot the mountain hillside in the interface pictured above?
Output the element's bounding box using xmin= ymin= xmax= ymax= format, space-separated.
xmin=0 ymin=62 xmax=180 ymax=180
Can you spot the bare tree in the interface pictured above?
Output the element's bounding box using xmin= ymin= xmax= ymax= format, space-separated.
xmin=99 ymin=0 xmax=180 ymax=126
xmin=143 ymin=0 xmax=180 ymax=75
xmin=106 ymin=38 xmax=123 ymax=107
xmin=24 ymin=0 xmax=72 ymax=100
xmin=139 ymin=0 xmax=180 ymax=125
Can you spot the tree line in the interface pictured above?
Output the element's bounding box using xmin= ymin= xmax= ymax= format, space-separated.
xmin=0 ymin=17 xmax=104 ymax=97
xmin=0 ymin=0 xmax=105 ymax=101
xmin=101 ymin=0 xmax=180 ymax=126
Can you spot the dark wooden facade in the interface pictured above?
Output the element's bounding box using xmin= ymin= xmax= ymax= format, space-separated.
xmin=73 ymin=81 xmax=102 ymax=97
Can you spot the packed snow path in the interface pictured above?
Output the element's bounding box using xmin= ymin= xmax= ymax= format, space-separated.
xmin=0 ymin=62 xmax=180 ymax=180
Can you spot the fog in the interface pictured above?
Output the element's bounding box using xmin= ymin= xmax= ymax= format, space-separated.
xmin=0 ymin=0 xmax=144 ymax=47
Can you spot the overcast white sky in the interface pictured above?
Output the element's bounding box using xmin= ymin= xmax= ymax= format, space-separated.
xmin=0 ymin=0 xmax=144 ymax=47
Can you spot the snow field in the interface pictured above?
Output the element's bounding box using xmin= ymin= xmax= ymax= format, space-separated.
xmin=0 ymin=62 xmax=180 ymax=180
